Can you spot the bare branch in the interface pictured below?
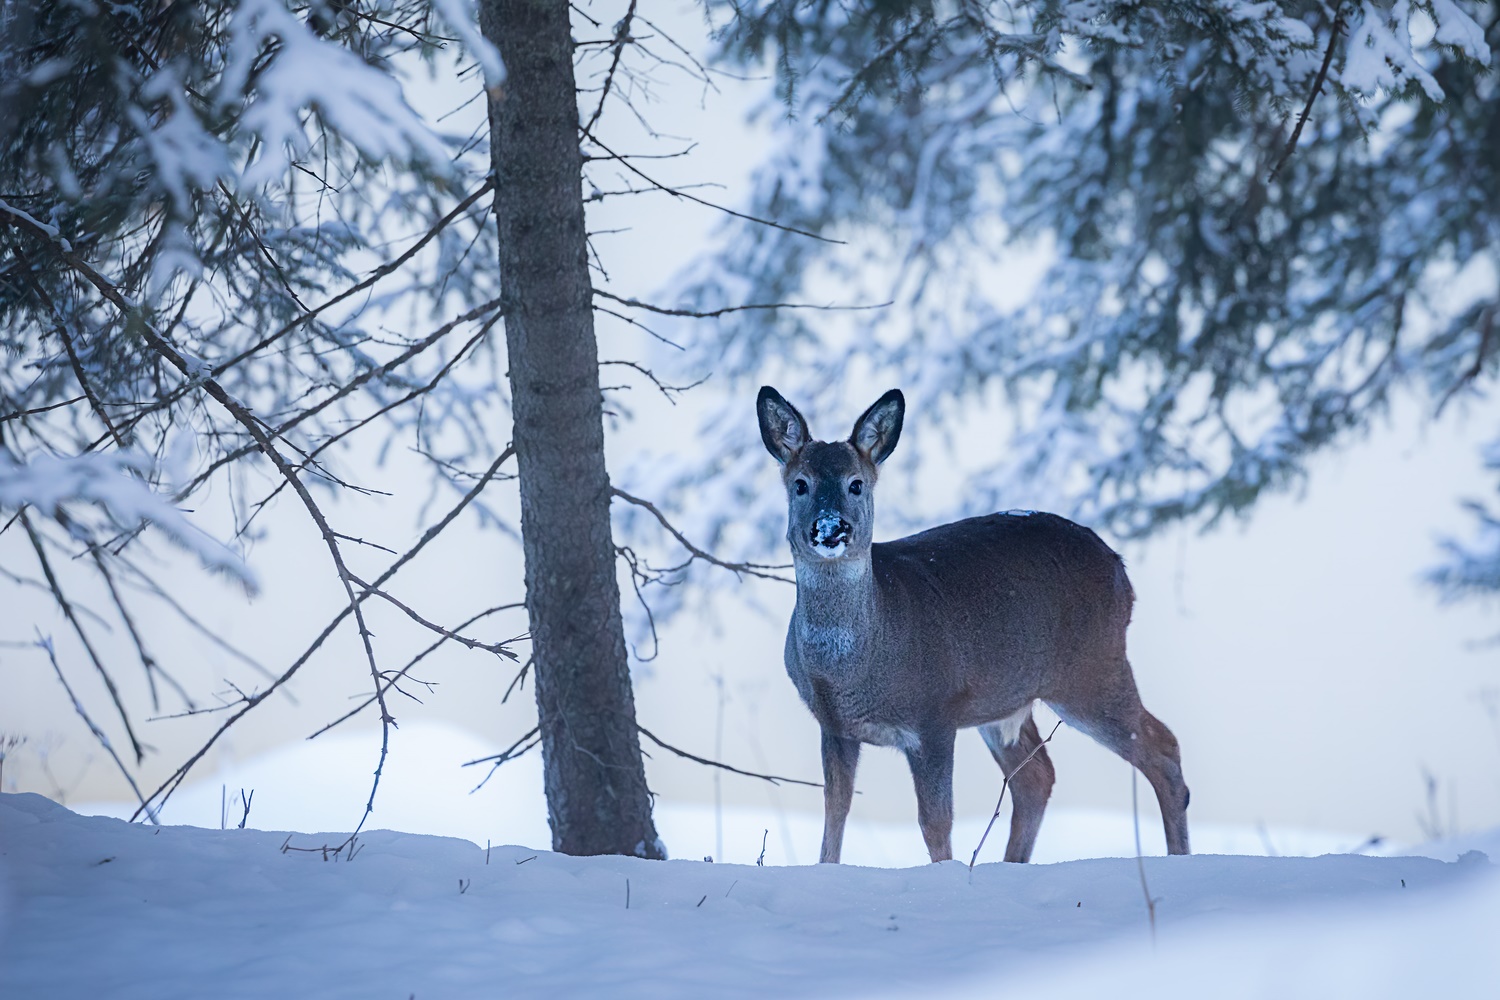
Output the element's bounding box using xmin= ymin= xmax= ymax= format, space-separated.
xmin=599 ymin=359 xmax=706 ymax=403
xmin=0 ymin=395 xmax=87 ymax=424
xmin=1268 ymin=4 xmax=1345 ymax=181
xmin=968 ymin=719 xmax=1061 ymax=871
xmin=130 ymin=445 xmax=515 ymax=819
xmin=309 ymin=603 xmax=524 ymax=740
xmin=88 ymin=547 xmax=195 ymax=714
xmin=20 ymin=511 xmax=147 ymax=763
xmin=638 ymin=724 xmax=822 ymax=788
xmin=463 ymin=726 xmax=542 ymax=793
xmin=213 ymin=177 xmax=496 ymax=376
xmin=593 ymin=287 xmax=890 ymax=320
xmin=34 ymin=629 xmax=157 ymax=822
xmin=348 ymin=573 xmax=522 ymax=659
xmin=582 ymin=0 xmax=638 ymax=135
xmin=13 ymin=254 xmax=126 ymax=448
xmin=612 ymin=487 xmax=793 ymax=583
xmin=0 ymin=206 xmax=506 ymax=837
xmin=579 ymin=129 xmax=842 ymax=245
xmin=111 ymin=551 xmax=277 ymax=687
xmin=174 ymin=296 xmax=503 ymax=501
xmin=592 ymin=303 xmax=683 ymax=349
xmin=1436 ymin=303 xmax=1497 ymax=418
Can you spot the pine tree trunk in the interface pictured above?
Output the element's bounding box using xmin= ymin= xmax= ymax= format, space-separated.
xmin=479 ymin=0 xmax=663 ymax=859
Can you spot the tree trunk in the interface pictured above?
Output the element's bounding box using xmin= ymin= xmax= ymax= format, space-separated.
xmin=479 ymin=0 xmax=663 ymax=858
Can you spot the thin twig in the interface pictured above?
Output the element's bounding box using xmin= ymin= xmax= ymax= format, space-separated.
xmin=131 ymin=446 xmax=514 ymax=820
xmin=611 ymin=488 xmax=793 ymax=583
xmin=34 ymin=630 xmax=156 ymax=822
xmin=638 ymin=724 xmax=821 ymax=788
xmin=14 ymin=255 xmax=126 ymax=448
xmin=348 ymin=574 xmax=521 ymax=659
xmin=593 ymin=287 xmax=889 ymax=320
xmin=501 ymin=655 xmax=533 ymax=704
xmin=1268 ymin=4 xmax=1345 ymax=181
xmin=88 ymin=547 xmax=193 ymax=714
xmin=599 ymin=360 xmax=707 ymax=404
xmin=0 ymin=394 xmax=87 ymax=424
xmin=464 ymin=726 xmax=542 ymax=793
xmin=579 ymin=129 xmax=842 ymax=245
xmin=20 ymin=511 xmax=146 ymax=763
xmin=174 ymin=297 xmax=503 ymax=501
xmin=968 ymin=719 xmax=1062 ymax=871
xmin=309 ymin=603 xmax=524 ymax=739
xmin=1436 ymin=303 xmax=1496 ymax=417
xmin=213 ymin=177 xmax=496 ymax=376
xmin=583 ymin=0 xmax=637 ymax=135
xmin=1133 ymin=768 xmax=1158 ymax=945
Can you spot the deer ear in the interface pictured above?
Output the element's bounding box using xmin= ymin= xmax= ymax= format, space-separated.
xmin=757 ymin=386 xmax=810 ymax=464
xmin=850 ymin=389 xmax=904 ymax=466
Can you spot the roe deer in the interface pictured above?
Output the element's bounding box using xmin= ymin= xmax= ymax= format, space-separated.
xmin=757 ymin=386 xmax=1190 ymax=864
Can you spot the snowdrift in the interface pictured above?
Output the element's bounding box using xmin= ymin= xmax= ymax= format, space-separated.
xmin=1 ymin=792 xmax=1495 ymax=999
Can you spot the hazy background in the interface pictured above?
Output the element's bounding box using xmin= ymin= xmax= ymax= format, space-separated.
xmin=3 ymin=1 xmax=1498 ymax=852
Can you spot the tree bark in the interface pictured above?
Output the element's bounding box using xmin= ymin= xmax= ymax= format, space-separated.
xmin=479 ymin=0 xmax=663 ymax=858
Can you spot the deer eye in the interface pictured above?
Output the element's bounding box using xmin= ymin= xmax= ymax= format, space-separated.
xmin=849 ymin=480 xmax=863 ymax=496
xmin=794 ymin=479 xmax=809 ymax=495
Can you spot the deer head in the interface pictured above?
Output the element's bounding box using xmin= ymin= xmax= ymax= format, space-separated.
xmin=757 ymin=386 xmax=905 ymax=563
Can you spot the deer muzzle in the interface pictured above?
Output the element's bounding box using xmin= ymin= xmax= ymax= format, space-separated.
xmin=809 ymin=512 xmax=853 ymax=557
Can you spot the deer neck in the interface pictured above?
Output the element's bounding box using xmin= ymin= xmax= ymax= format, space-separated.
xmin=792 ymin=553 xmax=876 ymax=666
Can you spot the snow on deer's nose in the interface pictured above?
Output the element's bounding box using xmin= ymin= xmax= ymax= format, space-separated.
xmin=809 ymin=511 xmax=852 ymax=557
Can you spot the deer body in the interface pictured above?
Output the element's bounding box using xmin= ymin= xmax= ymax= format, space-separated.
xmin=758 ymin=388 xmax=1190 ymax=865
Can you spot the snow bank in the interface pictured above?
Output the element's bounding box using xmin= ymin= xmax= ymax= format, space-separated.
xmin=1 ymin=792 xmax=1494 ymax=999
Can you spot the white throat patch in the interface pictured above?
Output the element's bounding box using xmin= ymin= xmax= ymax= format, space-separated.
xmin=799 ymin=622 xmax=857 ymax=658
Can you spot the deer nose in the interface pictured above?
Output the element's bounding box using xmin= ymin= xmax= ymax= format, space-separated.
xmin=810 ymin=512 xmax=852 ymax=549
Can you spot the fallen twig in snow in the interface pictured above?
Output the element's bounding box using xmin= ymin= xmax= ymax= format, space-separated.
xmin=280 ymin=833 xmax=363 ymax=862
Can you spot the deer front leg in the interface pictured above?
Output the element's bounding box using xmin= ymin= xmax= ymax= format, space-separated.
xmin=819 ymin=731 xmax=861 ymax=863
xmin=906 ymin=729 xmax=956 ymax=862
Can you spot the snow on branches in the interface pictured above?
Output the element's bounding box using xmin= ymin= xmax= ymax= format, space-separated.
xmin=0 ymin=0 xmax=518 ymax=816
xmin=0 ymin=449 xmax=255 ymax=589
xmin=633 ymin=0 xmax=1499 ymax=607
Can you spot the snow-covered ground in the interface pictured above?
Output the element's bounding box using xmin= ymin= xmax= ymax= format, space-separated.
xmin=1 ymin=789 xmax=1496 ymax=1000
xmin=2 ymin=728 xmax=1500 ymax=1000
xmin=1 ymin=723 xmax=1497 ymax=997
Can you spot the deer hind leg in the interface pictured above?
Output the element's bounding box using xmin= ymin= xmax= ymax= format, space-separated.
xmin=1049 ymin=668 xmax=1190 ymax=856
xmin=1137 ymin=709 xmax=1190 ymax=854
xmin=978 ymin=709 xmax=1057 ymax=864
